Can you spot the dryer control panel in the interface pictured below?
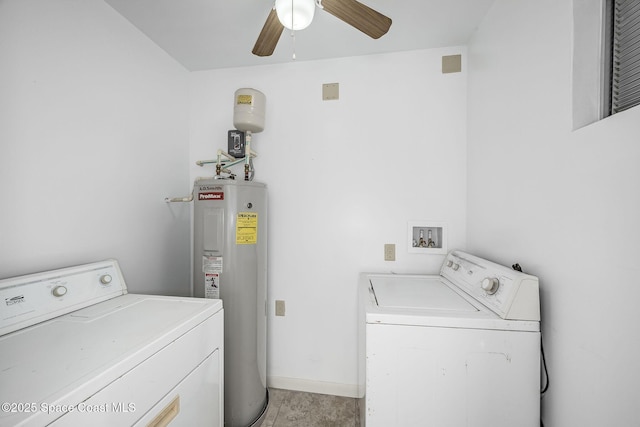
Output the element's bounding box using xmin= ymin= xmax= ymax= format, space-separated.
xmin=441 ymin=251 xmax=540 ymax=321
xmin=0 ymin=260 xmax=127 ymax=336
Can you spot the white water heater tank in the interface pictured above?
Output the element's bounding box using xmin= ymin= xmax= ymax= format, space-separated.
xmin=233 ymin=88 xmax=266 ymax=133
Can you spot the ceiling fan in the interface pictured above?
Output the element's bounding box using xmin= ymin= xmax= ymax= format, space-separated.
xmin=252 ymin=0 xmax=392 ymax=57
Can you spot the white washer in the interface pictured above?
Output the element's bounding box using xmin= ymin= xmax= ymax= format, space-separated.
xmin=358 ymin=250 xmax=541 ymax=427
xmin=0 ymin=260 xmax=223 ymax=427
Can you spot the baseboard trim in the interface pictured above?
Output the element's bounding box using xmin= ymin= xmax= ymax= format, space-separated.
xmin=267 ymin=376 xmax=359 ymax=398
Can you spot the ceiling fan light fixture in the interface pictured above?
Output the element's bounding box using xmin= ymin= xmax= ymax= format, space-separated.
xmin=275 ymin=0 xmax=316 ymax=31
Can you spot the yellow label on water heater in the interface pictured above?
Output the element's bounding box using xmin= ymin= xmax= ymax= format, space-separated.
xmin=236 ymin=212 xmax=258 ymax=244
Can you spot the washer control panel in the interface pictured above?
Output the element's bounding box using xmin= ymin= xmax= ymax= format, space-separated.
xmin=0 ymin=260 xmax=127 ymax=336
xmin=441 ymin=251 xmax=540 ymax=321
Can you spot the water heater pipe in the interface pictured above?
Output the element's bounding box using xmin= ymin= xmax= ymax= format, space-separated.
xmin=164 ymin=193 xmax=193 ymax=203
xmin=164 ymin=177 xmax=212 ymax=203
xmin=244 ymin=131 xmax=253 ymax=181
xmin=195 ymin=146 xmax=258 ymax=178
xmin=166 ymin=137 xmax=258 ymax=201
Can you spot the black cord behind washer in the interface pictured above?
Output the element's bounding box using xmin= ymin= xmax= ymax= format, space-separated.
xmin=511 ymin=262 xmax=549 ymax=427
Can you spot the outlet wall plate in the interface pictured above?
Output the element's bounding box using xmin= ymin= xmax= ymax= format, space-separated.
xmin=275 ymin=300 xmax=285 ymax=316
xmin=442 ymin=54 xmax=462 ymax=74
xmin=322 ymin=83 xmax=339 ymax=100
xmin=384 ymin=243 xmax=395 ymax=261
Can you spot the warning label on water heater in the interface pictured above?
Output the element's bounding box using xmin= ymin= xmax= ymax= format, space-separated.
xmin=236 ymin=212 xmax=258 ymax=244
xmin=203 ymin=256 xmax=222 ymax=299
xmin=205 ymin=273 xmax=220 ymax=299
xmin=203 ymin=256 xmax=223 ymax=273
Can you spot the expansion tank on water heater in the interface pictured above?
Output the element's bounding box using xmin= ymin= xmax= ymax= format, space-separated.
xmin=193 ymin=179 xmax=268 ymax=427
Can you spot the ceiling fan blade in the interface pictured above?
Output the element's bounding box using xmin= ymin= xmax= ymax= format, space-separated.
xmin=252 ymin=8 xmax=284 ymax=56
xmin=321 ymin=0 xmax=391 ymax=39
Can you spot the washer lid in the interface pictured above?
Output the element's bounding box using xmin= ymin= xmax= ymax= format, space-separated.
xmin=371 ymin=277 xmax=477 ymax=312
xmin=362 ymin=273 xmax=540 ymax=331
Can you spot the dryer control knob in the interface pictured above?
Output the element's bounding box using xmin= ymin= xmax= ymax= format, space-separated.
xmin=452 ymin=263 xmax=460 ymax=271
xmin=100 ymin=274 xmax=113 ymax=285
xmin=52 ymin=286 xmax=67 ymax=297
xmin=481 ymin=277 xmax=500 ymax=294
xmin=446 ymin=260 xmax=453 ymax=268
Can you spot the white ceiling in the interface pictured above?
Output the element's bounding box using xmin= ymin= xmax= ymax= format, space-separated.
xmin=104 ymin=0 xmax=495 ymax=71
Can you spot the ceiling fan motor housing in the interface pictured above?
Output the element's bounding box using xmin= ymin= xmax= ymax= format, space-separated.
xmin=275 ymin=0 xmax=316 ymax=30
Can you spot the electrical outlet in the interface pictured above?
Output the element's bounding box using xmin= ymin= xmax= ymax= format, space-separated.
xmin=384 ymin=244 xmax=396 ymax=261
xmin=275 ymin=300 xmax=286 ymax=316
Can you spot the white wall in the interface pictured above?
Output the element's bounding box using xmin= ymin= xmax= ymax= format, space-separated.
xmin=189 ymin=48 xmax=468 ymax=395
xmin=0 ymin=0 xmax=191 ymax=295
xmin=467 ymin=1 xmax=640 ymax=425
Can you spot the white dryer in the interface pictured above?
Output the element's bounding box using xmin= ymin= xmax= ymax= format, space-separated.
xmin=0 ymin=260 xmax=223 ymax=427
xmin=358 ymin=250 xmax=541 ymax=427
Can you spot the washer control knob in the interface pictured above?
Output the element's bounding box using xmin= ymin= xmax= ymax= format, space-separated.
xmin=52 ymin=286 xmax=67 ymax=297
xmin=100 ymin=274 xmax=113 ymax=285
xmin=481 ymin=277 xmax=500 ymax=294
xmin=446 ymin=260 xmax=453 ymax=268
xmin=452 ymin=263 xmax=460 ymax=271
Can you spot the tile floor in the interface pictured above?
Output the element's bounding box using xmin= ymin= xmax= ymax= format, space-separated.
xmin=260 ymin=388 xmax=360 ymax=427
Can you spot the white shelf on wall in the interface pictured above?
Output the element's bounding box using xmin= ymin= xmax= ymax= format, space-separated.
xmin=408 ymin=221 xmax=447 ymax=254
